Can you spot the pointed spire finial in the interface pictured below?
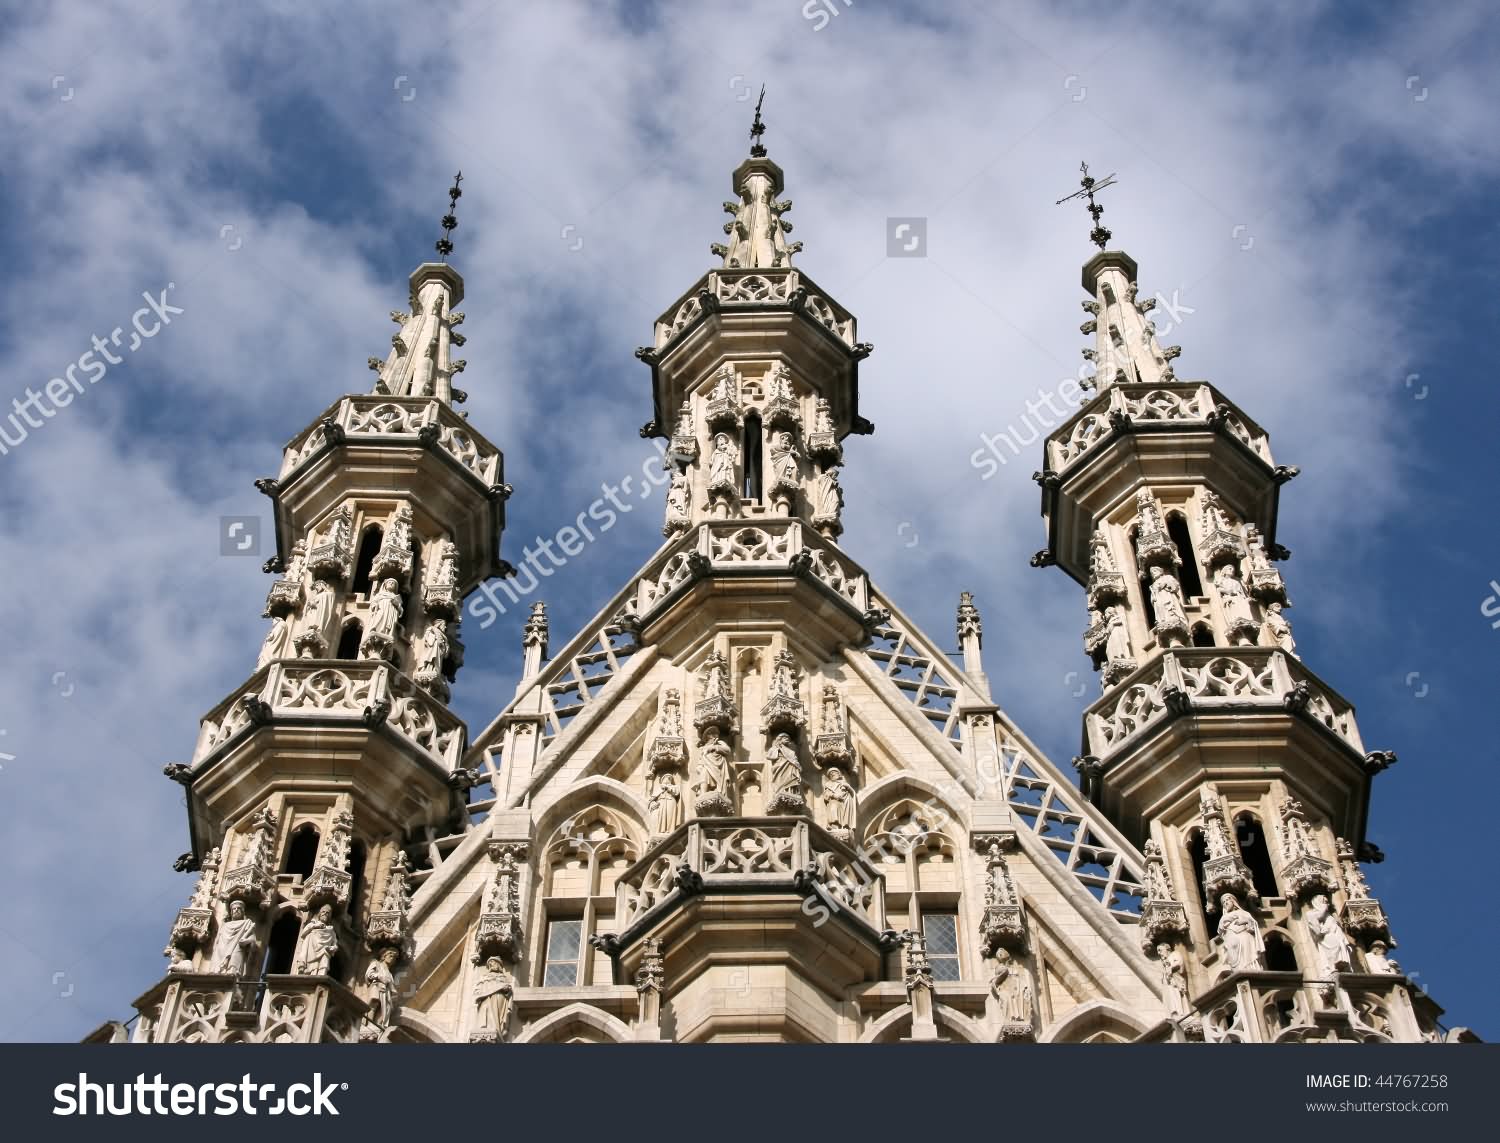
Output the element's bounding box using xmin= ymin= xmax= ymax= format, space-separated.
xmin=749 ymin=86 xmax=767 ymax=158
xmin=1055 ymin=162 xmax=1118 ymax=251
xmin=435 ymin=171 xmax=464 ymax=261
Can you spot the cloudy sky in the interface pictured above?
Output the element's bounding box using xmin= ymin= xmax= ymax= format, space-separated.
xmin=0 ymin=0 xmax=1496 ymax=1041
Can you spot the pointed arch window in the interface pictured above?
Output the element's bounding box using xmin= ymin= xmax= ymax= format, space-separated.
xmin=742 ymin=411 xmax=763 ymax=500
xmin=1235 ymin=813 xmax=1279 ymax=900
xmin=1186 ymin=828 xmax=1213 ymax=928
xmin=283 ymin=824 xmax=320 ymax=878
xmin=348 ymin=840 xmax=368 ymax=923
xmin=336 ymin=619 xmax=363 ymax=660
xmin=263 ymin=914 xmax=300 ymax=976
xmin=351 ymin=525 xmax=383 ymax=595
xmin=1167 ymin=512 xmax=1204 ymax=596
xmin=1265 ymin=932 xmax=1298 ymax=972
xmin=1128 ymin=527 xmax=1158 ymax=629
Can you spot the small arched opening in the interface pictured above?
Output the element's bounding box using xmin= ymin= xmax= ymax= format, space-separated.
xmin=1167 ymin=512 xmax=1204 ymax=596
xmin=1191 ymin=622 xmax=1215 ymax=647
xmin=1265 ymin=931 xmax=1299 ymax=973
xmin=742 ymin=411 xmax=763 ymax=501
xmin=283 ymin=824 xmax=320 ymax=878
xmin=351 ymin=525 xmax=383 ymax=595
xmin=263 ymin=913 xmax=301 ymax=976
xmin=1235 ymin=813 xmax=1280 ymax=900
xmin=347 ymin=840 xmax=368 ymax=923
xmin=336 ymin=619 xmax=363 ymax=660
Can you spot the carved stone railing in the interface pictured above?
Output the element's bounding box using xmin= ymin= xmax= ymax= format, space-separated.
xmin=1047 ymin=383 xmax=1273 ymax=471
xmin=192 ymin=660 xmax=465 ymax=771
xmin=153 ymin=974 xmax=366 ymax=1044
xmin=1193 ymin=971 xmax=1429 ymax=1044
xmin=653 ymin=268 xmax=858 ymax=351
xmin=861 ymin=595 xmax=966 ymax=748
xmin=995 ymin=740 xmax=1147 ymax=922
xmin=1083 ymin=648 xmax=1362 ymax=758
xmin=613 ymin=817 xmax=884 ymax=933
xmin=620 ymin=520 xmax=869 ymax=625
xmin=278 ymin=395 xmax=503 ymax=486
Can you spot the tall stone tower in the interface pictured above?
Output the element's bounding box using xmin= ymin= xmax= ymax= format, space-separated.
xmin=1031 ymin=165 xmax=1443 ymax=1042
xmin=134 ymin=177 xmax=513 ymax=1043
xmin=119 ymin=146 xmax=1461 ymax=1045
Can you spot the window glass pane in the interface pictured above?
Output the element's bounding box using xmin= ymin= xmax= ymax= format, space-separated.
xmin=923 ymin=913 xmax=958 ymax=954
xmin=543 ymin=919 xmax=581 ymax=987
xmin=923 ymin=912 xmax=961 ymax=981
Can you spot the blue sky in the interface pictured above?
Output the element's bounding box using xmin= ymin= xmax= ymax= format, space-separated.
xmin=0 ymin=0 xmax=1496 ymax=1041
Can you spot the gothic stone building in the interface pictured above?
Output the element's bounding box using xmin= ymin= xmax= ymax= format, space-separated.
xmin=122 ymin=142 xmax=1458 ymax=1046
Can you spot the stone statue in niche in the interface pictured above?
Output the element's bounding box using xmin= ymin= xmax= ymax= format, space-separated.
xmin=361 ymin=578 xmax=403 ymax=658
xmin=1103 ymin=604 xmax=1133 ymax=664
xmin=473 ymin=956 xmax=514 ymax=1036
xmin=1148 ymin=565 xmax=1189 ymax=644
xmin=768 ymin=430 xmax=800 ymax=496
xmin=1365 ymin=940 xmax=1398 ymax=975
xmin=811 ymin=467 xmax=844 ymax=536
xmin=211 ymin=900 xmax=258 ymax=976
xmin=646 ymin=768 xmax=683 ymax=836
xmin=989 ymin=949 xmax=1034 ymax=1026
xmin=1304 ymin=893 xmax=1353 ymax=979
xmin=1216 ymin=894 xmax=1264 ymax=973
xmin=693 ymin=726 xmax=734 ymax=815
xmin=295 ymin=579 xmax=336 ymax=657
xmin=294 ymin=903 xmax=339 ymax=976
xmin=257 ymin=615 xmax=293 ymax=668
xmin=1213 ymin=564 xmax=1258 ymax=644
xmin=1157 ymin=942 xmax=1190 ymax=1017
xmin=764 ymin=732 xmax=805 ymax=813
xmin=364 ymin=946 xmax=400 ymax=1026
xmin=663 ymin=467 xmax=690 ymax=534
xmin=822 ymin=766 xmax=856 ymax=835
xmin=1264 ymin=601 xmax=1296 ymax=657
xmin=707 ymin=432 xmax=738 ymax=500
xmin=415 ymin=620 xmax=449 ymax=681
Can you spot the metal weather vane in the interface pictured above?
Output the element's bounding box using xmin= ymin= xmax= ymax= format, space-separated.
xmin=435 ymin=171 xmax=463 ymax=261
xmin=1055 ymin=161 xmax=1117 ymax=250
xmin=749 ymin=86 xmax=767 ymax=157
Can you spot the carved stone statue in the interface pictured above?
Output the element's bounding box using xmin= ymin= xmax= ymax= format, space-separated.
xmin=1365 ymin=940 xmax=1397 ymax=975
xmin=768 ymin=430 xmax=799 ymax=491
xmin=646 ymin=768 xmax=683 ymax=835
xmin=664 ymin=468 xmax=690 ymax=533
xmin=1216 ymin=893 xmax=1264 ymax=973
xmin=822 ymin=767 xmax=855 ymax=833
xmin=362 ymin=578 xmax=403 ymax=658
xmin=473 ymin=956 xmax=514 ymax=1035
xmin=764 ymin=731 xmax=803 ymax=811
xmin=1157 ymin=942 xmax=1190 ymax=1017
xmin=989 ymin=948 xmax=1034 ymax=1026
xmin=707 ymin=432 xmax=738 ymax=498
xmin=694 ymin=726 xmax=733 ymax=808
xmin=257 ymin=615 xmax=292 ymax=668
xmin=1213 ymin=564 xmax=1257 ymax=642
xmin=415 ymin=620 xmax=449 ymax=679
xmin=1103 ymin=604 xmax=1133 ymax=664
xmin=294 ymin=903 xmax=339 ymax=976
xmin=364 ymin=946 xmax=399 ymax=1026
xmin=1148 ymin=565 xmax=1188 ymax=639
xmin=296 ymin=579 xmax=336 ymax=657
xmin=211 ymin=900 xmax=258 ymax=976
xmin=1304 ymin=893 xmax=1353 ymax=979
xmin=1264 ymin=601 xmax=1296 ymax=656
xmin=811 ymin=467 xmax=844 ymax=534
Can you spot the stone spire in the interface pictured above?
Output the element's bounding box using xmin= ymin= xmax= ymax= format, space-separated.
xmin=1077 ymin=251 xmax=1181 ymax=392
xmin=710 ymin=91 xmax=800 ymax=270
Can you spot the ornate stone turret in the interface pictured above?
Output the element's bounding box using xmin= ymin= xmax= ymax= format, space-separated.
xmin=1037 ymin=170 xmax=1433 ymax=1041
xmin=130 ymin=178 xmax=510 ymax=1044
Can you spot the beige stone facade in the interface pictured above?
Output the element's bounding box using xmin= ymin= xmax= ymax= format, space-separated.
xmin=126 ymin=151 xmax=1458 ymax=1046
